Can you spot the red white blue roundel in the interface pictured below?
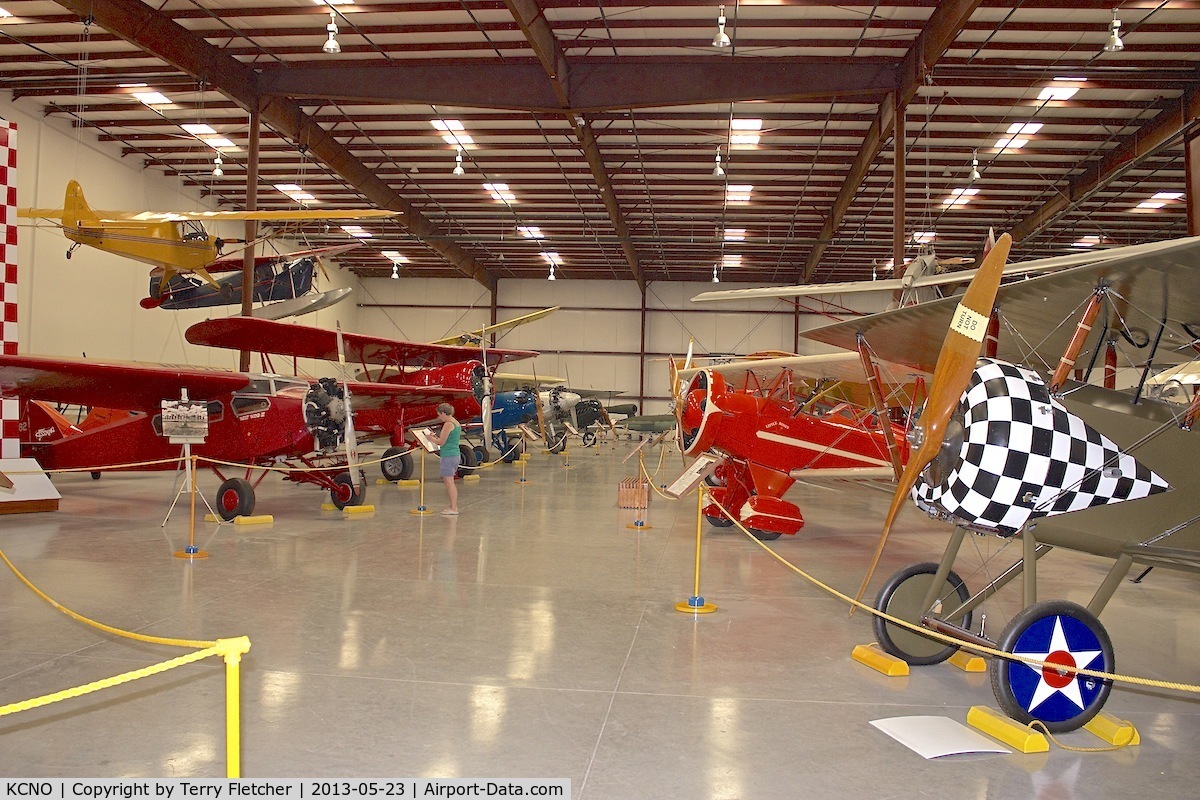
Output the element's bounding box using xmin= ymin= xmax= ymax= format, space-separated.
xmin=1007 ymin=614 xmax=1109 ymax=723
xmin=913 ymin=358 xmax=1170 ymax=534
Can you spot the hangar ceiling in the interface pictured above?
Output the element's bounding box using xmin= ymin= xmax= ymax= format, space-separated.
xmin=1 ymin=1 xmax=1198 ymax=288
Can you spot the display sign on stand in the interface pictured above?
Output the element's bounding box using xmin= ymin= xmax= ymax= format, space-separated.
xmin=665 ymin=454 xmax=718 ymax=498
xmin=161 ymin=400 xmax=210 ymax=444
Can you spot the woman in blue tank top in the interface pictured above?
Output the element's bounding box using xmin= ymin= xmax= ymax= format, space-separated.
xmin=431 ymin=403 xmax=461 ymax=515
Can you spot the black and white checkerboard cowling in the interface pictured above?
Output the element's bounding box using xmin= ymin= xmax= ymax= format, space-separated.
xmin=913 ymin=358 xmax=1170 ymax=534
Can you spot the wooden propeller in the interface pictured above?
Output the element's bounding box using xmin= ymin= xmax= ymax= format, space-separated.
xmin=851 ymin=233 xmax=1012 ymax=611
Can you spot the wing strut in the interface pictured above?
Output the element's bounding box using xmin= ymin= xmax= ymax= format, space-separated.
xmin=855 ymin=334 xmax=904 ymax=482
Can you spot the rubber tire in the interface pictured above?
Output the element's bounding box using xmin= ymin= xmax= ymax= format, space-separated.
xmin=873 ymin=562 xmax=973 ymax=666
xmin=473 ymin=445 xmax=490 ymax=465
xmin=548 ymin=434 xmax=566 ymax=454
xmin=706 ymin=513 xmax=735 ymax=528
xmin=457 ymin=443 xmax=477 ymax=478
xmin=380 ymin=447 xmax=414 ymax=482
xmin=217 ymin=477 xmax=255 ymax=521
xmin=990 ymin=599 xmax=1114 ymax=733
xmin=90 ymin=471 xmax=102 ymax=480
xmin=582 ymin=430 xmax=597 ymax=447
xmin=330 ymin=472 xmax=366 ymax=509
xmin=750 ymin=528 xmax=782 ymax=541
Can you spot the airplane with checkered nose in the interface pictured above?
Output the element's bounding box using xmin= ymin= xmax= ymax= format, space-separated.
xmin=792 ymin=233 xmax=1200 ymax=733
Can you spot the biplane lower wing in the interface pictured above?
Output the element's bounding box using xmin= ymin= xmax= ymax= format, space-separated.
xmin=186 ymin=317 xmax=537 ymax=368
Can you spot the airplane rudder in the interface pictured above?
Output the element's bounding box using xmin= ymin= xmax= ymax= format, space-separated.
xmin=62 ymin=180 xmax=98 ymax=226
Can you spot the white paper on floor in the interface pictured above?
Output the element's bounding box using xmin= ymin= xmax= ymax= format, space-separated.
xmin=870 ymin=716 xmax=1011 ymax=759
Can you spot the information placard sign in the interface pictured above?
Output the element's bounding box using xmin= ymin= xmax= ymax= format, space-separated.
xmin=161 ymin=400 xmax=208 ymax=444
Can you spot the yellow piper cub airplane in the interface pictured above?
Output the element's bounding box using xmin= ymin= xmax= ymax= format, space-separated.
xmin=19 ymin=180 xmax=395 ymax=289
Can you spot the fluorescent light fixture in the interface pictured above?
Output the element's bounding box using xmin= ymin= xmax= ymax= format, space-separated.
xmin=723 ymin=228 xmax=746 ymax=241
xmin=203 ymin=137 xmax=236 ymax=150
xmin=1038 ymin=86 xmax=1078 ymax=101
xmin=517 ymin=226 xmax=544 ymax=239
xmin=721 ymin=254 xmax=742 ymax=268
xmin=341 ymin=225 xmax=372 ymax=238
xmin=316 ymin=0 xmax=354 ymax=5
xmin=729 ymin=118 xmax=762 ymax=148
xmin=381 ymin=250 xmax=408 ymax=263
xmin=1136 ymin=192 xmax=1184 ymax=211
xmin=433 ymin=119 xmax=475 ymax=147
xmin=133 ymin=91 xmax=172 ymax=106
xmin=942 ymin=187 xmax=978 ymax=206
xmin=912 ymin=231 xmax=936 ymax=244
xmin=483 ymin=183 xmax=516 ymax=202
xmin=1072 ymin=235 xmax=1101 ymax=248
xmin=0 ymin=8 xmax=13 ymax=18
xmin=182 ymin=123 xmax=216 ymax=136
xmin=541 ymin=252 xmax=562 ymax=266
xmin=275 ymin=183 xmax=317 ymax=203
xmin=995 ymin=121 xmax=1042 ymax=150
xmin=726 ymin=184 xmax=753 ymax=204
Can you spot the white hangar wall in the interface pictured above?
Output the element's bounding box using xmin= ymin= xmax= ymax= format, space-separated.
xmin=356 ymin=277 xmax=887 ymax=415
xmin=2 ymin=93 xmax=358 ymax=371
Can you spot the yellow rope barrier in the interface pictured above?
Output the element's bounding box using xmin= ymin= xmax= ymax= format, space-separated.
xmin=708 ymin=502 xmax=1200 ymax=696
xmin=0 ymin=645 xmax=219 ymax=717
xmin=0 ymin=547 xmax=213 ymax=649
xmin=0 ymin=546 xmax=251 ymax=777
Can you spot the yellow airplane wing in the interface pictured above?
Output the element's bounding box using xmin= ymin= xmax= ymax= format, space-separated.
xmin=18 ymin=207 xmax=395 ymax=222
xmin=430 ymin=306 xmax=560 ymax=346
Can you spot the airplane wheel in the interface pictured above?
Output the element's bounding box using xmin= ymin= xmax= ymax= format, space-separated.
xmin=750 ymin=528 xmax=782 ymax=541
xmin=331 ymin=473 xmax=366 ymax=509
xmin=990 ymin=600 xmax=1114 ymax=733
xmin=91 ymin=471 xmax=102 ymax=480
xmin=457 ymin=443 xmax=477 ymax=478
xmin=217 ymin=477 xmax=255 ymax=521
xmin=548 ymin=436 xmax=566 ymax=454
xmin=473 ymin=445 xmax=490 ymax=464
xmin=704 ymin=473 xmax=724 ymax=487
xmin=874 ymin=562 xmax=973 ymax=666
xmin=582 ymin=431 xmax=597 ymax=447
xmin=706 ymin=514 xmax=734 ymax=528
xmin=380 ymin=447 xmax=413 ymax=482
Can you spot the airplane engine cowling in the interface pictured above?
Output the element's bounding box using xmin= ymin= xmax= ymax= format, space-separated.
xmin=913 ymin=358 xmax=1170 ymax=535
xmin=679 ymin=370 xmax=726 ymax=457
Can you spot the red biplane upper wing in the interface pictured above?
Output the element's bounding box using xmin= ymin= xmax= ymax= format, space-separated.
xmin=186 ymin=318 xmax=537 ymax=368
xmin=345 ymin=381 xmax=472 ymax=410
xmin=0 ymin=355 xmax=253 ymax=410
xmin=801 ymin=236 xmax=1200 ymax=373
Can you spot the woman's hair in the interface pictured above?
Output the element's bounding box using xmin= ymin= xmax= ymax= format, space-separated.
xmin=436 ymin=403 xmax=455 ymax=416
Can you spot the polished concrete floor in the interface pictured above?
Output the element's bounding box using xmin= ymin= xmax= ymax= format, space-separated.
xmin=2 ymin=440 xmax=1199 ymax=797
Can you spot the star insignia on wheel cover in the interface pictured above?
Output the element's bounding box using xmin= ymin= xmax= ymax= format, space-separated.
xmin=1011 ymin=616 xmax=1104 ymax=713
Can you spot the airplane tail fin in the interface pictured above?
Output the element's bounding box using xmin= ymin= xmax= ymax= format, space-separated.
xmin=23 ymin=401 xmax=84 ymax=445
xmin=62 ymin=180 xmax=99 ymax=228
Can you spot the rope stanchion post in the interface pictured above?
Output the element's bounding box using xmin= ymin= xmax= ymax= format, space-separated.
xmin=676 ymin=486 xmax=716 ymax=613
xmin=174 ymin=453 xmax=208 ymax=560
xmin=515 ymin=443 xmax=529 ymax=485
xmin=216 ymin=636 xmax=251 ymax=778
xmin=409 ymin=447 xmax=434 ymax=516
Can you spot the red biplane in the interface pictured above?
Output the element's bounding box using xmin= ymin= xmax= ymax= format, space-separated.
xmin=1 ymin=324 xmax=535 ymax=520
xmin=672 ymin=352 xmax=922 ymax=540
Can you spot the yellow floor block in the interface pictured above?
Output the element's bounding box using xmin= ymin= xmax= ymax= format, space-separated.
xmin=851 ymin=644 xmax=910 ymax=677
xmin=344 ymin=505 xmax=376 ymax=515
xmin=967 ymin=706 xmax=1049 ymax=753
xmin=233 ymin=514 xmax=274 ymax=525
xmin=948 ymin=650 xmax=987 ymax=672
xmin=1084 ymin=712 xmax=1140 ymax=746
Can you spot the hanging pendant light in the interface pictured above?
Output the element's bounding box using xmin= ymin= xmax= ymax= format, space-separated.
xmin=712 ymin=5 xmax=731 ymax=48
xmin=323 ymin=11 xmax=341 ymax=55
xmin=453 ymin=148 xmax=465 ymax=176
xmin=968 ymin=150 xmax=981 ymax=182
xmin=713 ymin=147 xmax=725 ymax=178
xmin=1104 ymin=9 xmax=1124 ymax=52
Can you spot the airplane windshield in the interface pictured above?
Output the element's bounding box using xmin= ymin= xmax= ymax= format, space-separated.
xmin=181 ymin=220 xmax=208 ymax=241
